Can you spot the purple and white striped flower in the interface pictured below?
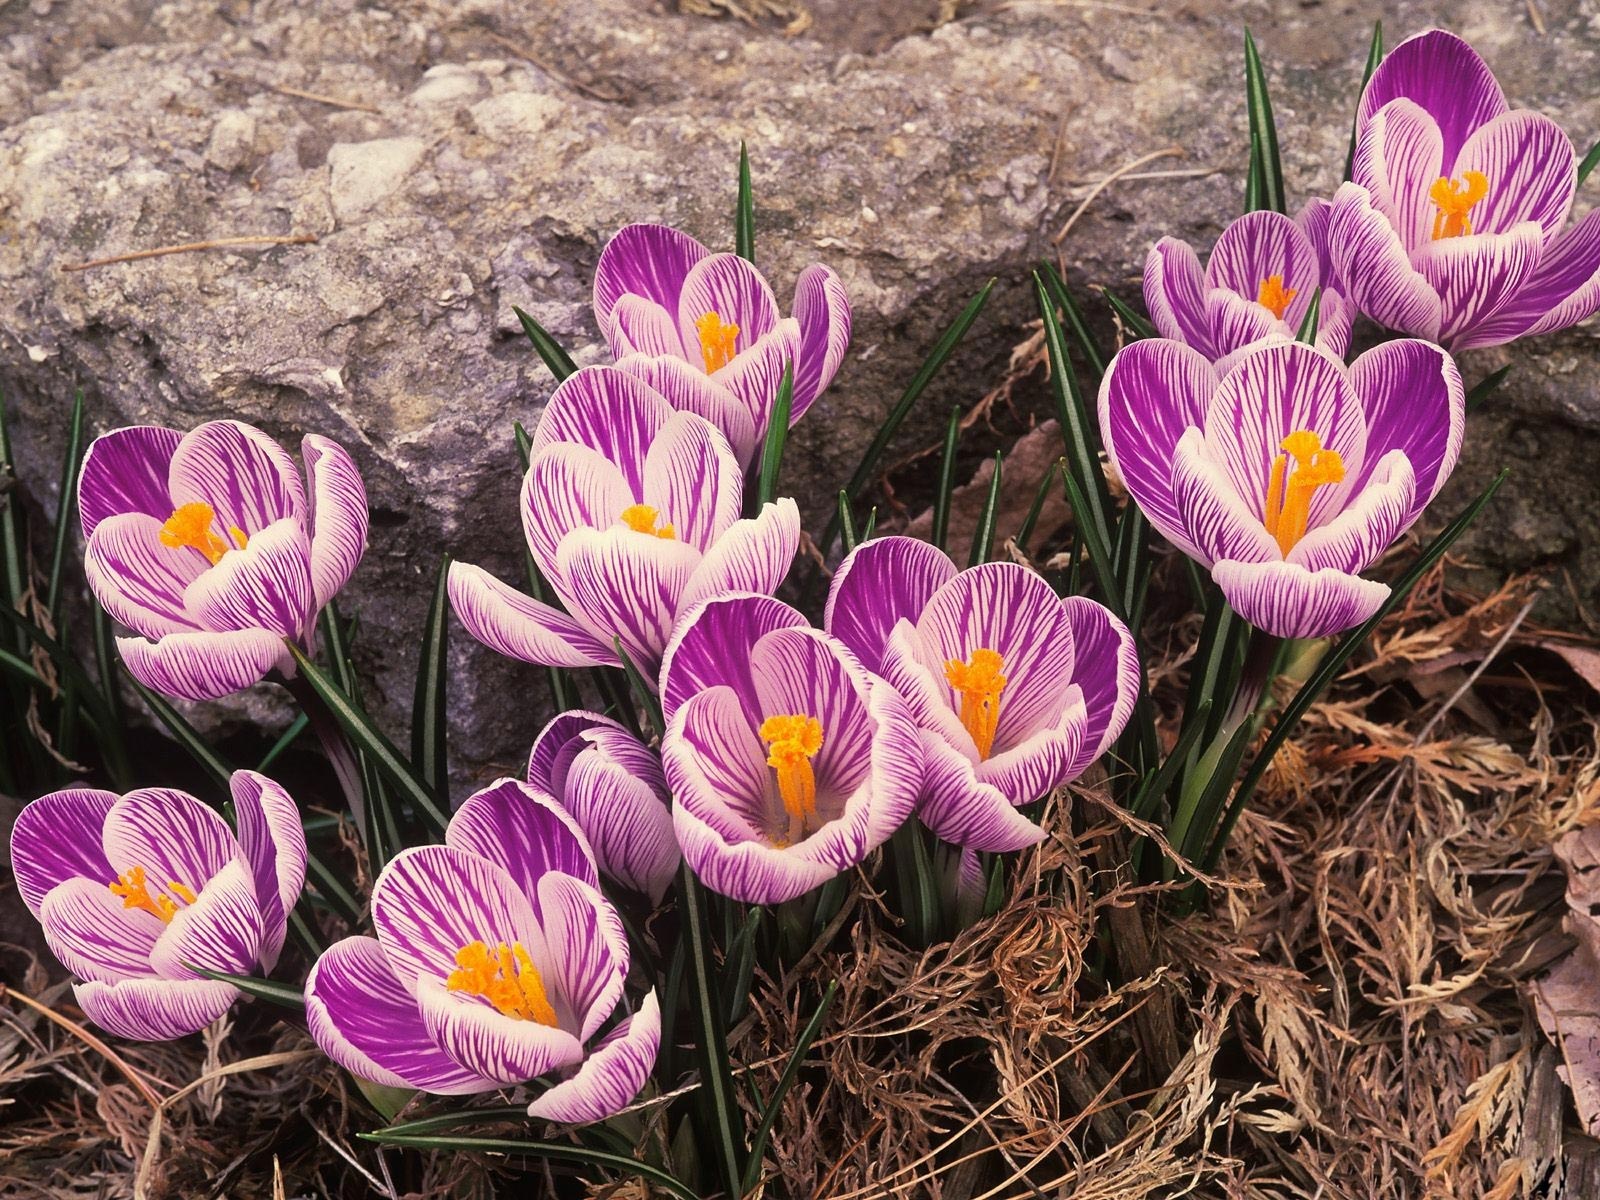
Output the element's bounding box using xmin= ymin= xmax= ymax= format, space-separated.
xmin=9 ymin=772 xmax=307 ymax=1041
xmin=305 ymin=779 xmax=658 ymax=1123
xmin=79 ymin=421 xmax=367 ymax=701
xmin=658 ymin=593 xmax=922 ymax=905
xmin=1328 ymin=28 xmax=1600 ymax=350
xmin=449 ymin=365 xmax=799 ymax=678
xmin=1099 ymin=337 xmax=1465 ymax=639
xmin=1145 ymin=209 xmax=1351 ymax=366
xmin=826 ymin=540 xmax=1140 ymax=852
xmin=528 ymin=711 xmax=679 ymax=905
xmin=594 ymin=223 xmax=851 ymax=466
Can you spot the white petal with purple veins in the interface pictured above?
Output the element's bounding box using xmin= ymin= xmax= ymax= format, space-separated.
xmin=168 ymin=420 xmax=307 ymax=538
xmin=230 ymin=771 xmax=307 ymax=972
xmin=75 ymin=977 xmax=239 ymax=1041
xmin=79 ymin=426 xmax=182 ymax=538
xmin=149 ymin=859 xmax=266 ymax=979
xmin=678 ymin=498 xmax=800 ymax=611
xmin=85 ymin=513 xmax=204 ymax=640
xmin=527 ymin=991 xmax=661 ymax=1124
xmin=447 ymin=562 xmax=618 ymax=668
xmin=1213 ymin=558 xmax=1390 ymax=639
xmin=116 ymin=628 xmax=288 ymax=701
xmin=40 ymin=876 xmax=164 ymax=983
xmin=10 ymin=788 xmax=119 ymax=916
xmin=302 ymin=434 xmax=368 ymax=609
xmin=185 ymin=517 xmax=314 ymax=638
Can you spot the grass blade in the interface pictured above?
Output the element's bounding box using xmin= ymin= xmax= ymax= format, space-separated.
xmin=1244 ymin=28 xmax=1287 ymax=214
xmin=1015 ymin=459 xmax=1060 ymax=554
xmin=1036 ymin=273 xmax=1114 ymax=557
xmin=968 ymin=451 xmax=1002 ymax=567
xmin=46 ymin=391 xmax=85 ymax=627
xmin=837 ymin=490 xmax=859 ymax=553
xmin=736 ymin=141 xmax=755 ymax=262
xmin=1295 ymin=288 xmax=1322 ymax=343
xmin=187 ymin=965 xmax=304 ymax=1010
xmin=256 ymin=712 xmax=309 ymax=771
xmin=1100 ymin=287 xmax=1157 ymax=340
xmin=359 ymin=1133 xmax=701 ymax=1200
xmin=1040 ymin=261 xmax=1108 ymax=379
xmin=1059 ymin=465 xmax=1123 ymax=623
xmin=512 ymin=305 xmax=578 ymax=384
xmin=932 ymin=406 xmax=962 ymax=552
xmin=1129 ymin=699 xmax=1213 ymax=823
xmin=754 ymin=363 xmax=794 ymax=512
xmin=678 ymin=867 xmax=746 ymax=1198
xmin=1581 ymin=138 xmax=1600 ymax=188
xmin=411 ymin=555 xmax=452 ymax=800
xmin=1466 ymin=364 xmax=1512 ymax=412
xmin=1344 ymin=21 xmax=1385 ymax=181
xmin=127 ymin=673 xmax=232 ymax=791
xmin=741 ymin=980 xmax=840 ymax=1194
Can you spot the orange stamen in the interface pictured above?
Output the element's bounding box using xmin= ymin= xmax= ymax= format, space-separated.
xmin=694 ymin=311 xmax=740 ymax=374
xmin=619 ymin=503 xmax=676 ymax=539
xmin=446 ymin=940 xmax=559 ymax=1025
xmin=1256 ymin=274 xmax=1298 ymax=320
xmin=160 ymin=502 xmax=246 ymax=565
xmin=1262 ymin=430 xmax=1345 ymax=555
xmin=1429 ymin=171 xmax=1489 ymax=239
xmin=759 ymin=714 xmax=823 ymax=846
xmin=943 ymin=648 xmax=1007 ymax=759
xmin=108 ymin=866 xmax=196 ymax=924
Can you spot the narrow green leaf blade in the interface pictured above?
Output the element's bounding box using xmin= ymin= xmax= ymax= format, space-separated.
xmin=1101 ymin=288 xmax=1158 ymax=340
xmin=46 ymin=391 xmax=85 ymax=627
xmin=128 ymin=673 xmax=232 ymax=790
xmin=932 ymin=406 xmax=961 ymax=552
xmin=411 ymin=555 xmax=452 ymax=800
xmin=187 ymin=964 xmax=304 ymax=1010
xmin=1581 ymin=138 xmax=1600 ymax=188
xmin=742 ymin=980 xmax=840 ymax=1193
xmin=1040 ymin=261 xmax=1108 ymax=379
xmin=968 ymin=451 xmax=1003 ymax=567
xmin=678 ymin=868 xmax=746 ymax=1198
xmin=1244 ymin=29 xmax=1287 ymax=214
xmin=754 ymin=362 xmax=794 ymax=511
xmin=736 ymin=141 xmax=755 ymax=262
xmin=1036 ymin=273 xmax=1114 ymax=556
xmin=837 ymin=490 xmax=859 ymax=553
xmin=1466 ymin=364 xmax=1512 ymax=412
xmin=1344 ymin=21 xmax=1385 ymax=181
xmin=1295 ymin=288 xmax=1322 ymax=344
xmin=512 ymin=305 xmax=578 ymax=384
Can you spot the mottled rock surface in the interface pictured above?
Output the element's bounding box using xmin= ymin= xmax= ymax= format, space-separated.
xmin=0 ymin=0 xmax=1595 ymax=782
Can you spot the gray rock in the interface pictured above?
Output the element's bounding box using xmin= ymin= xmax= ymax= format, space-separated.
xmin=0 ymin=0 xmax=1595 ymax=787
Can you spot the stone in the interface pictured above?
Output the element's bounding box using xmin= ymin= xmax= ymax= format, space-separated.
xmin=0 ymin=0 xmax=1595 ymax=786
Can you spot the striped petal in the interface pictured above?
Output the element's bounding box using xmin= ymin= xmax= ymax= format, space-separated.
xmin=184 ymin=517 xmax=314 ymax=637
xmin=447 ymin=562 xmax=618 ymax=669
xmin=1171 ymin=429 xmax=1279 ymax=567
xmin=659 ymin=591 xmax=808 ymax=724
xmin=1354 ymin=99 xmax=1445 ymax=256
xmin=306 ymin=936 xmax=495 ymax=1094
xmin=556 ymin=726 xmax=679 ymax=905
xmin=861 ymin=677 xmax=925 ymax=848
xmin=917 ymin=733 xmax=1047 ymax=853
xmin=676 ymin=253 xmax=781 ymax=361
xmin=415 ymin=976 xmax=585 ymax=1085
xmin=714 ymin=319 xmax=802 ymax=447
xmin=1326 ymin=182 xmax=1444 ymax=339
xmin=302 ymin=435 xmax=368 ymax=609
xmin=447 ymin=778 xmax=599 ymax=913
xmin=79 ymin=426 xmax=181 ymax=538
xmin=527 ymin=992 xmax=660 ymax=1124
xmin=613 ymin=353 xmax=758 ymax=468
xmin=1457 ymin=110 xmax=1575 ymax=241
xmin=117 ymin=628 xmax=286 ymax=701
xmin=74 ymin=978 xmax=238 ymax=1041
xmin=824 ymin=536 xmax=957 ymax=675
xmin=536 ymin=872 xmax=627 ymax=1040
xmin=1463 ymin=209 xmax=1600 ymax=348
xmin=1295 ymin=197 xmax=1340 ymax=292
xmin=523 ymin=443 xmax=635 ymax=584
xmin=1316 ymin=289 xmax=1353 ymax=359
xmin=791 ymin=264 xmax=851 ymax=416
xmin=1204 ymin=209 xmax=1323 ymax=332
xmin=1345 ymin=339 xmax=1464 ymax=510
xmin=1144 ymin=237 xmax=1213 ymax=354
xmin=10 ymin=788 xmax=118 ymax=916
xmin=1358 ymin=29 xmax=1508 ymax=165
xmin=640 ymin=412 xmax=742 ymax=553
xmin=1212 ymin=558 xmax=1390 ymax=639
xmin=168 ymin=421 xmax=306 ymax=538
xmin=606 ymin=295 xmax=686 ymax=360
xmin=678 ymin=498 xmax=800 ymax=612
xmin=555 ymin=526 xmax=701 ymax=673
xmin=1060 ymin=596 xmax=1142 ymax=779
xmin=148 ymin=859 xmax=266 ymax=979
xmin=662 ymin=686 xmax=775 ymax=846
xmin=594 ymin=223 xmax=710 ymax=332
xmin=40 ymin=876 xmax=163 ymax=983
xmin=975 ymin=710 xmax=1083 ymax=809
xmin=1413 ymin=223 xmax=1544 ymax=347
xmin=231 ymin=770 xmax=308 ymax=971
xmin=1204 ymin=289 xmax=1286 ymax=360
xmin=1290 ymin=448 xmax=1418 ymax=576
xmin=529 ymin=367 xmax=671 ymax=496
xmin=85 ymin=513 xmax=204 ymax=640
xmin=103 ymin=787 xmax=237 ymax=890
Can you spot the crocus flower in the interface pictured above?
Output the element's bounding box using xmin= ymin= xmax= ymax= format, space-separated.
xmin=449 ymin=366 xmax=799 ymax=678
xmin=1145 ymin=209 xmax=1351 ymax=365
xmin=305 ymin=779 xmax=658 ymax=1123
xmin=1098 ymin=337 xmax=1464 ymax=639
xmin=528 ymin=711 xmax=679 ymax=904
xmin=658 ymin=593 xmax=921 ymax=904
xmin=826 ymin=539 xmax=1139 ymax=852
xmin=593 ymin=223 xmax=851 ymax=466
xmin=1328 ymin=28 xmax=1600 ymax=350
xmin=9 ymin=772 xmax=306 ymax=1041
xmin=79 ymin=421 xmax=368 ymax=701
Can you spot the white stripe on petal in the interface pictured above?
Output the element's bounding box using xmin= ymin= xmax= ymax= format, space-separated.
xmin=1290 ymin=449 xmax=1417 ymax=576
xmin=1171 ymin=428 xmax=1278 ymax=567
xmin=679 ymin=498 xmax=800 ymax=612
xmin=640 ymin=411 xmax=742 ymax=553
xmin=10 ymin=788 xmax=119 ymax=916
xmin=1213 ymin=558 xmax=1390 ymax=639
xmin=416 ymin=978 xmax=585 ymax=1084
xmin=149 ymin=859 xmax=266 ymax=979
xmin=168 ymin=420 xmax=306 ymax=538
xmin=230 ymin=770 xmax=307 ymax=972
xmin=555 ymin=526 xmax=701 ymax=674
xmin=447 ymin=562 xmax=618 ymax=668
xmin=117 ymin=628 xmax=286 ymax=701
xmin=40 ymin=877 xmax=163 ymax=983
xmin=527 ymin=992 xmax=661 ymax=1125
xmin=536 ymin=873 xmax=628 ymax=1041
xmin=302 ymin=435 xmax=369 ymax=609
xmin=185 ymin=517 xmax=314 ymax=638
xmin=85 ymin=513 xmax=204 ymax=640
xmin=917 ymin=733 xmax=1046 ymax=853
xmin=75 ymin=977 xmax=238 ymax=1041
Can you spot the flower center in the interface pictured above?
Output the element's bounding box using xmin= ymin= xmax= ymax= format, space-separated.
xmin=446 ymin=940 xmax=559 ymax=1025
xmin=944 ymin=648 xmax=1007 ymax=760
xmin=1263 ymin=430 xmax=1345 ymax=555
xmin=1256 ymin=274 xmax=1297 ymax=321
xmin=1429 ymin=170 xmax=1489 ymax=239
xmin=619 ymin=503 xmax=676 ymax=539
xmin=694 ymin=311 xmax=740 ymax=374
xmin=108 ymin=866 xmax=197 ymax=924
xmin=759 ymin=713 xmax=823 ymax=847
xmin=160 ymin=501 xmax=247 ymax=565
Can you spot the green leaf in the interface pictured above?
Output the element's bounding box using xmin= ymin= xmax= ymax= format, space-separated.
xmin=411 ymin=555 xmax=452 ymax=801
xmin=1581 ymin=138 xmax=1600 ymax=188
xmin=1129 ymin=699 xmax=1212 ymax=822
xmin=1014 ymin=459 xmax=1060 ymax=554
xmin=741 ymin=980 xmax=840 ymax=1194
xmin=1036 ymin=273 xmax=1114 ymax=558
xmin=754 ymin=362 xmax=794 ymax=512
xmin=186 ymin=964 xmax=304 ymax=1010
xmin=301 ymin=846 xmax=364 ymax=927
xmin=1244 ymin=28 xmax=1287 ymax=214
xmin=1040 ymin=261 xmax=1108 ymax=379
xmin=1100 ymin=287 xmax=1157 ymax=340
xmin=285 ymin=643 xmax=450 ymax=836
xmin=46 ymin=391 xmax=85 ymax=628
xmin=725 ymin=906 xmax=763 ymax=1026
xmin=512 ymin=305 xmax=578 ymax=384
xmin=836 ymin=490 xmax=859 ymax=553
xmin=372 ymin=1106 xmax=529 ymax=1138
xmin=612 ymin=636 xmax=664 ymax=737
xmin=1466 ymin=364 xmax=1512 ymax=412
xmin=319 ymin=607 xmax=405 ymax=868
xmin=1344 ymin=21 xmax=1385 ymax=181
xmin=678 ymin=867 xmax=746 ymax=1198
xmin=1182 ymin=594 xmax=1246 ymax=750
xmin=736 ymin=141 xmax=755 ymax=262
xmin=1295 ymin=288 xmax=1322 ymax=344
xmin=1200 ymin=468 xmax=1509 ymax=871
xmin=1058 ymin=465 xmax=1124 ymax=624
xmin=256 ymin=712 xmax=309 ymax=772
xmin=358 ymin=1133 xmax=701 ymax=1200
xmin=888 ymin=821 xmax=940 ymax=947
xmin=128 ymin=673 xmax=232 ymax=790
xmin=968 ymin=451 xmax=1002 ymax=567
xmin=932 ymin=405 xmax=962 ymax=552
xmin=1110 ymin=503 xmax=1150 ymax=632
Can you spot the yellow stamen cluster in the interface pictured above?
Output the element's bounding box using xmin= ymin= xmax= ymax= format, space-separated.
xmin=446 ymin=940 xmax=559 ymax=1025
xmin=108 ymin=866 xmax=196 ymax=924
xmin=1429 ymin=170 xmax=1489 ymax=239
xmin=944 ymin=648 xmax=1008 ymax=760
xmin=159 ymin=502 xmax=247 ymax=565
xmin=619 ymin=503 xmax=676 ymax=539
xmin=758 ymin=714 xmax=823 ymax=847
xmin=694 ymin=311 xmax=740 ymax=374
xmin=1263 ymin=430 xmax=1345 ymax=556
xmin=1256 ymin=274 xmax=1298 ymax=320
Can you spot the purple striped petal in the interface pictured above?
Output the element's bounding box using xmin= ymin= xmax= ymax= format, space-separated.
xmin=79 ymin=426 xmax=181 ymax=538
xmin=594 ymin=224 xmax=710 ymax=331
xmin=917 ymin=733 xmax=1047 ymax=852
xmin=1205 ymin=210 xmax=1323 ymax=331
xmin=39 ymin=876 xmax=164 ymax=983
xmin=1212 ymin=558 xmax=1390 ymax=639
xmin=536 ymin=873 xmax=627 ymax=1040
xmin=527 ymin=991 xmax=660 ymax=1124
xmin=231 ymin=770 xmax=308 ymax=971
xmin=1414 ymin=223 xmax=1545 ymax=347
xmin=1327 ymin=182 xmax=1444 ymax=339
xmin=613 ymin=353 xmax=759 ymax=468
xmin=10 ymin=788 xmax=119 ymax=916
xmin=1060 ymin=596 xmax=1141 ymax=778
xmin=791 ymin=264 xmax=851 ymax=414
xmin=523 ymin=443 xmax=635 ymax=584
xmin=659 ymin=591 xmax=808 ymax=723
xmin=85 ymin=513 xmax=204 ymax=639
xmin=1462 ymin=209 xmax=1600 ymax=348
xmin=749 ymin=627 xmax=876 ymax=811
xmin=1289 ymin=450 xmax=1417 ymax=576
xmin=168 ymin=421 xmax=306 ymax=539
xmin=103 ymin=787 xmax=237 ymax=892
xmin=302 ymin=435 xmax=368 ymax=609
xmin=1316 ymin=289 xmax=1353 ymax=359
xmin=663 ymin=687 xmax=774 ymax=845
xmin=447 ymin=562 xmax=618 ymax=669
xmin=1144 ymin=238 xmax=1213 ymax=354
xmin=714 ymin=320 xmax=802 ymax=448
xmin=1295 ymin=197 xmax=1339 ymax=290
xmin=75 ymin=978 xmax=238 ymax=1041
xmin=148 ymin=859 xmax=265 ymax=979
xmin=447 ymin=778 xmax=599 ymax=910
xmin=879 ymin=618 xmax=978 ymax=760
xmin=555 ymin=526 xmax=700 ymax=673
xmin=1204 ymin=342 xmax=1367 ymax=531
xmin=185 ymin=517 xmax=314 ymax=637
xmin=1457 ymin=110 xmax=1575 ymax=241
xmin=529 ymin=367 xmax=671 ymax=497
xmin=1358 ymin=29 xmax=1508 ymax=165
xmin=1354 ymin=99 xmax=1446 ymax=256
xmin=679 ymin=498 xmax=800 ymax=612
xmin=606 ymin=295 xmax=686 ymax=360
xmin=824 ymin=536 xmax=957 ymax=675
xmin=371 ymin=844 xmax=542 ymax=995
xmin=1203 ymin=289 xmax=1286 ymax=359
xmin=1171 ymin=429 xmax=1278 ymax=567
xmin=975 ymin=715 xmax=1082 ymax=809
xmin=676 ymin=253 xmax=781 ymax=360
xmin=641 ymin=412 xmax=741 ymax=553
xmin=555 ymin=726 xmax=679 ymax=904
xmin=1098 ymin=338 xmax=1220 ymax=561
xmin=1345 ymin=338 xmax=1464 ymax=509
xmin=306 ymin=936 xmax=495 ymax=1094
xmin=862 ymin=677 xmax=925 ymax=848
xmin=528 ymin=711 xmax=617 ymax=794
xmin=415 ymin=977 xmax=585 ymax=1084
xmin=117 ymin=628 xmax=286 ymax=701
